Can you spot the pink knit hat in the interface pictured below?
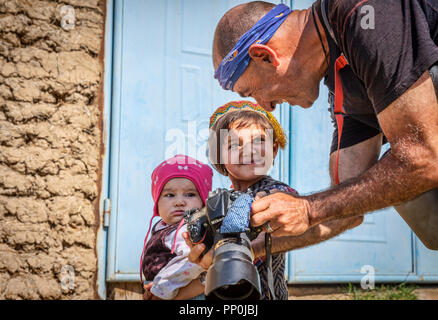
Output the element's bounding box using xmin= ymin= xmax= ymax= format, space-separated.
xmin=140 ymin=155 xmax=213 ymax=283
xmin=150 ymin=154 xmax=213 ymax=218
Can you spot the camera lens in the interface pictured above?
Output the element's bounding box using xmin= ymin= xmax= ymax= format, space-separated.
xmin=211 ymin=280 xmax=256 ymax=300
xmin=205 ymin=233 xmax=261 ymax=300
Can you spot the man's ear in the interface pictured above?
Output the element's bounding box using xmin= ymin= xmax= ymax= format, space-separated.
xmin=248 ymin=44 xmax=280 ymax=67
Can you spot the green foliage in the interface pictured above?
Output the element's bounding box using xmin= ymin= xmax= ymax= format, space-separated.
xmin=345 ymin=283 xmax=418 ymax=300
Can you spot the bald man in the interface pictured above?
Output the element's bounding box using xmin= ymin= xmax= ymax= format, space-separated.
xmin=184 ymin=0 xmax=438 ymax=269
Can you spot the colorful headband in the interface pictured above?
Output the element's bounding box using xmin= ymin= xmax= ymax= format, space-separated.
xmin=214 ymin=4 xmax=292 ymax=91
xmin=209 ymin=100 xmax=286 ymax=149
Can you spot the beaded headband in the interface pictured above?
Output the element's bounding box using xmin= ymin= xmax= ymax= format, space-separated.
xmin=209 ymin=100 xmax=286 ymax=149
xmin=214 ymin=4 xmax=292 ymax=90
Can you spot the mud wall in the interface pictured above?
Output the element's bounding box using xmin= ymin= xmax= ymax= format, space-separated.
xmin=0 ymin=0 xmax=105 ymax=299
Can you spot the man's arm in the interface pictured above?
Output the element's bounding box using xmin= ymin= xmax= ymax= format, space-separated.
xmin=181 ymin=196 xmax=359 ymax=269
xmin=309 ymin=71 xmax=438 ymax=224
xmin=252 ymin=71 xmax=438 ymax=236
xmin=183 ymin=216 xmax=363 ymax=269
xmin=329 ymin=133 xmax=383 ymax=187
xmin=251 ymin=215 xmax=363 ymax=258
xmin=250 ymin=133 xmax=380 ymax=254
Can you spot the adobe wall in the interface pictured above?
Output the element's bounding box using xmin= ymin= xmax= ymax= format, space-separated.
xmin=0 ymin=0 xmax=105 ymax=299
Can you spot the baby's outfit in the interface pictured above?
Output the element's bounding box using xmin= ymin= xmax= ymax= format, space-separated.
xmin=142 ymin=219 xmax=205 ymax=299
xmin=140 ymin=154 xmax=213 ymax=299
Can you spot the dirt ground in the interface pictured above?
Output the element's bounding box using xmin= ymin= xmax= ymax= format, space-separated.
xmin=288 ymin=284 xmax=438 ymax=300
xmin=109 ymin=282 xmax=438 ymax=300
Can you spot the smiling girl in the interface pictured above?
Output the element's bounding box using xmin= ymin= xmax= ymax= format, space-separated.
xmin=208 ymin=100 xmax=298 ymax=300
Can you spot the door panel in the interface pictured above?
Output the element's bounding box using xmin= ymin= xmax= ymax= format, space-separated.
xmin=107 ymin=0 xmax=284 ymax=281
xmin=288 ymin=85 xmax=414 ymax=282
xmin=415 ymin=239 xmax=438 ymax=279
xmin=106 ymin=0 xmax=438 ymax=283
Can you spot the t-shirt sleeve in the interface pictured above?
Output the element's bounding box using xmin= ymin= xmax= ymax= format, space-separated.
xmin=331 ymin=0 xmax=438 ymax=113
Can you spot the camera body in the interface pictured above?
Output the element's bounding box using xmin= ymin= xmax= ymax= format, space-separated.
xmin=184 ymin=188 xmax=261 ymax=254
xmin=184 ymin=188 xmax=262 ymax=300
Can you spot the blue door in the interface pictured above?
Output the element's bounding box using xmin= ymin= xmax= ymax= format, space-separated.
xmin=287 ymin=0 xmax=438 ymax=283
xmin=105 ymin=0 xmax=438 ymax=283
xmin=106 ymin=0 xmax=287 ymax=282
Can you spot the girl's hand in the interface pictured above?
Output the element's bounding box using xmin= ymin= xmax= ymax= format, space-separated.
xmin=142 ymin=282 xmax=153 ymax=300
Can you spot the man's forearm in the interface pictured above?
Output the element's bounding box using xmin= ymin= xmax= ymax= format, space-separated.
xmin=252 ymin=216 xmax=363 ymax=258
xmin=308 ymin=71 xmax=438 ymax=226
xmin=307 ymin=152 xmax=438 ymax=226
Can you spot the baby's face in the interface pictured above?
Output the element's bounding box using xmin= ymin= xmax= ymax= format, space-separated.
xmin=221 ymin=122 xmax=277 ymax=182
xmin=157 ymin=178 xmax=203 ymax=225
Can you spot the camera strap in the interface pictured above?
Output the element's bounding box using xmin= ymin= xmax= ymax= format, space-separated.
xmin=220 ymin=190 xmax=277 ymax=299
xmin=263 ymin=189 xmax=276 ymax=300
xmin=265 ymin=232 xmax=276 ymax=300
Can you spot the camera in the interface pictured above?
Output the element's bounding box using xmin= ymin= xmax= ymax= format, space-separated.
xmin=184 ymin=188 xmax=262 ymax=300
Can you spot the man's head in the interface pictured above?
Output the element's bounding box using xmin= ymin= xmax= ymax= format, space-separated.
xmin=213 ymin=1 xmax=328 ymax=110
xmin=213 ymin=1 xmax=275 ymax=67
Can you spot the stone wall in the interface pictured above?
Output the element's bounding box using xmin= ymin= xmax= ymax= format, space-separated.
xmin=0 ymin=0 xmax=105 ymax=299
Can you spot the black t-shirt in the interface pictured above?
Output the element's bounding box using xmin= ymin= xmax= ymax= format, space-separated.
xmin=314 ymin=0 xmax=438 ymax=153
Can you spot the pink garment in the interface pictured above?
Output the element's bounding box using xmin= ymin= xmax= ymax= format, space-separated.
xmin=151 ymin=154 xmax=213 ymax=218
xmin=145 ymin=220 xmax=205 ymax=299
xmin=140 ymin=154 xmax=213 ymax=283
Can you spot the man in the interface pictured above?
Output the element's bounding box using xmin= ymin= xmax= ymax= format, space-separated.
xmin=185 ymin=0 xmax=438 ymax=269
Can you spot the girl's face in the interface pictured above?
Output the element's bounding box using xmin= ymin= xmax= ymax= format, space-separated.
xmin=221 ymin=122 xmax=278 ymax=184
xmin=157 ymin=178 xmax=203 ymax=225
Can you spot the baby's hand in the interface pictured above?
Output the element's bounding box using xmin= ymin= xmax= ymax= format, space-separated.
xmin=182 ymin=232 xmax=214 ymax=270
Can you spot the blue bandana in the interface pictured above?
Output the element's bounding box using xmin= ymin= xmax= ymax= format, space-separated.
xmin=214 ymin=4 xmax=292 ymax=91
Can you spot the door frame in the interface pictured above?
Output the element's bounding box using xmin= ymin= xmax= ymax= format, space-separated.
xmin=96 ymin=0 xmax=116 ymax=300
xmin=102 ymin=0 xmax=293 ymax=284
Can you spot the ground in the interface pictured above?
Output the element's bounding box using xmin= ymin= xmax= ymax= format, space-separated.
xmin=288 ymin=284 xmax=438 ymax=300
xmin=108 ymin=282 xmax=438 ymax=300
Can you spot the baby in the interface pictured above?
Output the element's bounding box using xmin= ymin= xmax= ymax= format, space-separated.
xmin=207 ymin=100 xmax=298 ymax=300
xmin=140 ymin=154 xmax=213 ymax=300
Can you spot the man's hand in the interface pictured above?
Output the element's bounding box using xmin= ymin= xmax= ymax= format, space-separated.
xmin=251 ymin=192 xmax=311 ymax=237
xmin=182 ymin=232 xmax=214 ymax=270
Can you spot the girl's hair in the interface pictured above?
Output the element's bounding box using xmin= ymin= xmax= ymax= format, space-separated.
xmin=209 ymin=109 xmax=278 ymax=176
